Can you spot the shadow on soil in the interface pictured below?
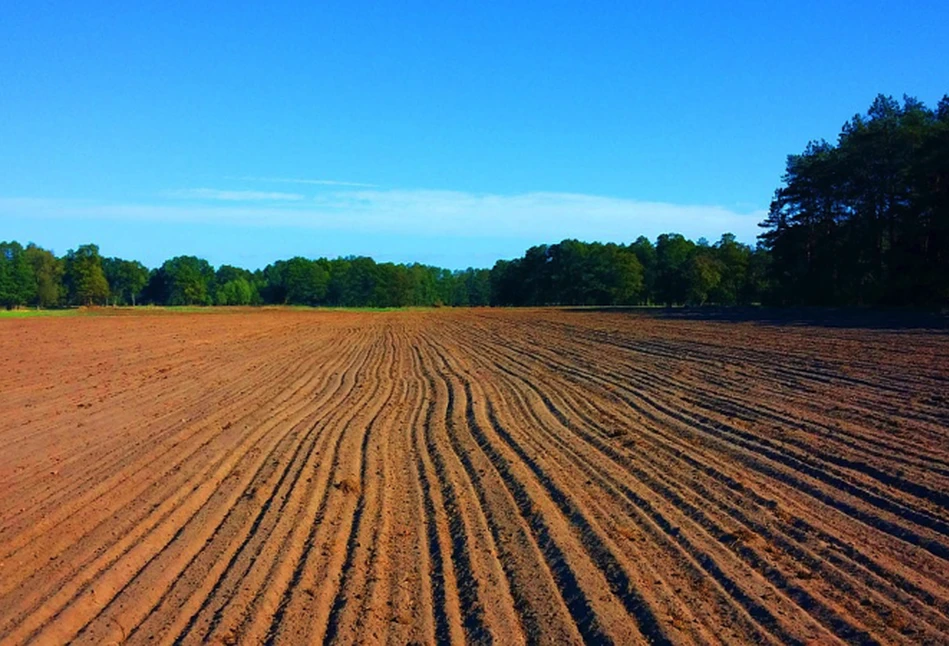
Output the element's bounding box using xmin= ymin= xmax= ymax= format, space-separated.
xmin=560 ymin=306 xmax=949 ymax=331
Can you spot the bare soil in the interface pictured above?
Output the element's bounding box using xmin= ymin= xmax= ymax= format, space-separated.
xmin=1 ymin=308 xmax=947 ymax=645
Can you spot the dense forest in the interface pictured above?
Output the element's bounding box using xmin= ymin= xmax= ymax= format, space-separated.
xmin=1 ymin=94 xmax=946 ymax=310
xmin=0 ymin=235 xmax=768 ymax=309
xmin=762 ymin=94 xmax=949 ymax=308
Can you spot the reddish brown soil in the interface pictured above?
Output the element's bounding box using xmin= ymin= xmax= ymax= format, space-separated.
xmin=1 ymin=308 xmax=947 ymax=645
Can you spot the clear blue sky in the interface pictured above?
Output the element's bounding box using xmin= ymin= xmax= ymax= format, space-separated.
xmin=1 ymin=1 xmax=946 ymax=269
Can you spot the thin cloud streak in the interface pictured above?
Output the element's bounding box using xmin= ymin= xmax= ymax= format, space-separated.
xmin=166 ymin=188 xmax=305 ymax=201
xmin=0 ymin=189 xmax=767 ymax=245
xmin=235 ymin=176 xmax=378 ymax=188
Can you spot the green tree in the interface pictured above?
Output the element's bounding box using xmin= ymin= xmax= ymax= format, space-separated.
xmin=629 ymin=236 xmax=657 ymax=304
xmin=489 ymin=259 xmax=519 ymax=306
xmin=286 ymin=257 xmax=329 ymax=305
xmin=408 ymin=264 xmax=440 ymax=306
xmin=64 ymin=244 xmax=110 ymax=305
xmin=327 ymin=256 xmax=379 ymax=306
xmin=709 ymin=233 xmax=750 ymax=305
xmin=148 ymin=256 xmax=214 ymax=305
xmin=261 ymin=258 xmax=329 ymax=305
xmin=216 ymin=278 xmax=254 ymax=305
xmin=0 ymin=241 xmax=35 ymax=308
xmin=742 ymin=245 xmax=771 ymax=304
xmin=103 ymin=257 xmax=149 ymax=305
xmin=374 ymin=263 xmax=414 ymax=307
xmin=1 ymin=242 xmax=39 ymax=308
xmin=655 ymin=233 xmax=695 ymax=305
xmin=464 ymin=268 xmax=492 ymax=306
xmin=214 ymin=265 xmax=258 ymax=305
xmin=686 ymin=253 xmax=722 ymax=305
xmin=24 ymin=244 xmax=63 ymax=307
xmin=602 ymin=244 xmax=644 ymax=304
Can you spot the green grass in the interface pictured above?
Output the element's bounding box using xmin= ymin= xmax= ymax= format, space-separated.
xmin=0 ymin=306 xmax=215 ymax=318
xmin=0 ymin=304 xmax=437 ymax=319
xmin=0 ymin=308 xmax=85 ymax=318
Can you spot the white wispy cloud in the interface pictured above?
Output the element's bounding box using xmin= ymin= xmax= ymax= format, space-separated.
xmin=306 ymin=189 xmax=765 ymax=241
xmin=166 ymin=188 xmax=305 ymax=201
xmin=0 ymin=189 xmax=766 ymax=244
xmin=234 ymin=176 xmax=378 ymax=188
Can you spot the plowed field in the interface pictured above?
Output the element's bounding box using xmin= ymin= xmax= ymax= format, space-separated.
xmin=1 ymin=309 xmax=948 ymax=645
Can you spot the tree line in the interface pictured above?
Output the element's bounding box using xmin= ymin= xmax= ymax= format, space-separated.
xmin=0 ymin=242 xmax=495 ymax=308
xmin=489 ymin=234 xmax=769 ymax=306
xmin=0 ymin=234 xmax=766 ymax=309
xmin=2 ymin=94 xmax=945 ymax=310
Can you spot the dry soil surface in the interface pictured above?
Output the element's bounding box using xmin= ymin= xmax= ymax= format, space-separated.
xmin=1 ymin=309 xmax=947 ymax=645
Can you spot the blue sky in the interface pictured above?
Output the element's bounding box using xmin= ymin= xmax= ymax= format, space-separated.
xmin=1 ymin=2 xmax=946 ymax=270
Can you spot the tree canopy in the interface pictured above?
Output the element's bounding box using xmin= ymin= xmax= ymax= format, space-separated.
xmin=63 ymin=244 xmax=110 ymax=306
xmin=4 ymin=235 xmax=764 ymax=311
xmin=760 ymin=93 xmax=949 ymax=307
